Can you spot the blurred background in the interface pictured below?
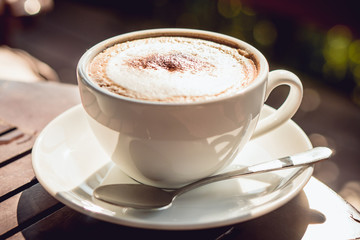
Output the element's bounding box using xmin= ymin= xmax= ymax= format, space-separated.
xmin=1 ymin=0 xmax=360 ymax=209
xmin=1 ymin=0 xmax=360 ymax=103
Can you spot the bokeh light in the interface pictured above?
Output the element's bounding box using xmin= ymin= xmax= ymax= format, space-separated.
xmin=349 ymin=40 xmax=360 ymax=65
xmin=322 ymin=25 xmax=352 ymax=81
xmin=253 ymin=20 xmax=277 ymax=46
xmin=217 ymin=0 xmax=242 ymax=18
xmin=309 ymin=133 xmax=339 ymax=185
xmin=300 ymin=88 xmax=321 ymax=112
xmin=309 ymin=133 xmax=332 ymax=148
xmin=24 ymin=0 xmax=41 ymax=15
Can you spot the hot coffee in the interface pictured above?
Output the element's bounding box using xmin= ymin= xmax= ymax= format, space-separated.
xmin=88 ymin=36 xmax=257 ymax=103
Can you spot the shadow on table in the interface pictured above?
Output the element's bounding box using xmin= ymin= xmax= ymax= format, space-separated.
xmin=16 ymin=186 xmax=324 ymax=240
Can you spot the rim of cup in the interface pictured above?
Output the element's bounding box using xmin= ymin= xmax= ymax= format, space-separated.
xmin=77 ymin=28 xmax=269 ymax=106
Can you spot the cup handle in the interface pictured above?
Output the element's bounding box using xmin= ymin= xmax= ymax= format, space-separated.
xmin=252 ymin=70 xmax=303 ymax=139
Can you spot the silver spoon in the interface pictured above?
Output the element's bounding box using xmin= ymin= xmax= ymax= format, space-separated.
xmin=94 ymin=147 xmax=332 ymax=210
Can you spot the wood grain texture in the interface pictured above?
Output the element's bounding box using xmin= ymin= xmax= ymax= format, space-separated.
xmin=0 ymin=154 xmax=34 ymax=198
xmin=0 ymin=80 xmax=80 ymax=239
xmin=0 ymin=80 xmax=80 ymax=132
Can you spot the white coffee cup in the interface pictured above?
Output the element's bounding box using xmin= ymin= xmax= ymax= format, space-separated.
xmin=77 ymin=28 xmax=303 ymax=188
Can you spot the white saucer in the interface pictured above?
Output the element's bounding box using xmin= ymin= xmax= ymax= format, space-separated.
xmin=32 ymin=105 xmax=313 ymax=230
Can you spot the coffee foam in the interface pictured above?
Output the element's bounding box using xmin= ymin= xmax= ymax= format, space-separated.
xmin=89 ymin=37 xmax=257 ymax=102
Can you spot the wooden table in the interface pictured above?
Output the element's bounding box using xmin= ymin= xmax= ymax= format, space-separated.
xmin=1 ymin=80 xmax=360 ymax=239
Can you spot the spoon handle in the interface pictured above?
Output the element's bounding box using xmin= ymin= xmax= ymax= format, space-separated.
xmin=174 ymin=147 xmax=332 ymax=196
